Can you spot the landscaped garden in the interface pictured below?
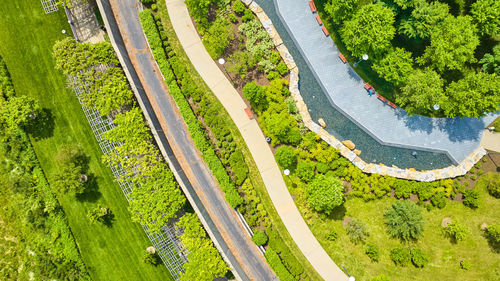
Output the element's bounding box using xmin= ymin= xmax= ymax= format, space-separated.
xmin=316 ymin=0 xmax=499 ymax=117
xmin=159 ymin=0 xmax=500 ymax=280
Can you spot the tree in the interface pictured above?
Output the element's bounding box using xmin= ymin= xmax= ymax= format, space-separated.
xmin=345 ymin=218 xmax=369 ymax=244
xmin=185 ymin=0 xmax=216 ymax=28
xmin=384 ymin=200 xmax=424 ymax=241
xmin=398 ymin=1 xmax=449 ymax=40
xmin=443 ymin=221 xmax=469 ymax=242
xmin=52 ymin=163 xmax=85 ymax=195
xmin=471 ymin=0 xmax=500 ymax=36
xmin=324 ymin=0 xmax=359 ymax=25
xmin=202 ymin=18 xmax=234 ymax=59
xmin=443 ymin=72 xmax=500 ymax=118
xmin=243 ymin=81 xmax=267 ymax=111
xmin=0 ymin=95 xmax=40 ymax=130
xmin=422 ymin=16 xmax=479 ymax=72
xmin=479 ymin=45 xmax=500 ymax=75
xmin=306 ymin=174 xmax=344 ymax=214
xmin=251 ymin=230 xmax=268 ymax=246
xmin=396 ymin=69 xmax=445 ymax=115
xmin=275 ymin=145 xmax=297 ymax=169
xmin=341 ymin=3 xmax=396 ymax=58
xmin=87 ymin=205 xmax=111 ymax=224
xmin=372 ymin=48 xmax=414 ymax=85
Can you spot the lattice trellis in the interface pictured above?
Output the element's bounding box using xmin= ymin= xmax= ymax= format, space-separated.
xmin=68 ymin=76 xmax=186 ymax=279
xmin=40 ymin=0 xmax=58 ymax=14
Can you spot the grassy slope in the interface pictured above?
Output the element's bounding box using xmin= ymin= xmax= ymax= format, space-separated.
xmin=286 ymin=172 xmax=500 ymax=281
xmin=156 ymin=1 xmax=323 ymax=280
xmin=0 ymin=1 xmax=172 ymax=280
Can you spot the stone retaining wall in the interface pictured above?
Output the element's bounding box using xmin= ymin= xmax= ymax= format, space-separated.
xmin=244 ymin=0 xmax=485 ymax=182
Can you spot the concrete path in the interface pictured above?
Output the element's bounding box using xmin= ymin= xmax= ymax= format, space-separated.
xmin=271 ymin=0 xmax=498 ymax=164
xmin=104 ymin=0 xmax=275 ymax=280
xmin=166 ymin=0 xmax=348 ymax=280
xmin=68 ymin=0 xmax=105 ymax=43
xmin=481 ymin=130 xmax=500 ymax=153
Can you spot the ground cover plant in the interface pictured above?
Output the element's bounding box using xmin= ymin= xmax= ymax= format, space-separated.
xmin=0 ymin=2 xmax=177 ymax=279
xmin=318 ymin=0 xmax=500 ymax=117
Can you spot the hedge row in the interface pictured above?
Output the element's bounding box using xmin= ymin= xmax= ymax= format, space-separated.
xmin=139 ymin=9 xmax=243 ymax=208
xmin=264 ymin=249 xmax=295 ymax=281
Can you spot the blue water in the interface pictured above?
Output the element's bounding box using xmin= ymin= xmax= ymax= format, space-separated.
xmin=255 ymin=0 xmax=454 ymax=170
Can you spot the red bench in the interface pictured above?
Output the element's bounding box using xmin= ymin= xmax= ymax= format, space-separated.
xmin=387 ymin=101 xmax=397 ymax=109
xmin=321 ymin=26 xmax=329 ymax=36
xmin=315 ymin=14 xmax=322 ymax=26
xmin=377 ymin=94 xmax=387 ymax=102
xmin=244 ymin=107 xmax=253 ymax=119
xmin=309 ymin=1 xmax=317 ymax=13
xmin=338 ymin=53 xmax=347 ymax=63
xmin=363 ymin=83 xmax=373 ymax=91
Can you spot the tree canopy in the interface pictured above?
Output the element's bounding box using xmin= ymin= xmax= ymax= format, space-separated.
xmin=480 ymin=45 xmax=500 ymax=75
xmin=325 ymin=0 xmax=359 ymax=25
xmin=471 ymin=0 xmax=500 ymax=36
xmin=372 ymin=48 xmax=414 ymax=85
xmin=396 ymin=69 xmax=445 ymax=115
xmin=384 ymin=201 xmax=424 ymax=241
xmin=398 ymin=0 xmax=449 ymax=40
xmin=306 ymin=174 xmax=344 ymax=215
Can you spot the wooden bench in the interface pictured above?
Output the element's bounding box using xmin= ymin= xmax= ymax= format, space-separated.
xmin=315 ymin=14 xmax=322 ymax=25
xmin=377 ymin=94 xmax=387 ymax=103
xmin=363 ymin=83 xmax=373 ymax=91
xmin=244 ymin=107 xmax=253 ymax=119
xmin=338 ymin=53 xmax=347 ymax=63
xmin=309 ymin=0 xmax=317 ymax=13
xmin=387 ymin=101 xmax=397 ymax=109
xmin=321 ymin=26 xmax=329 ymax=36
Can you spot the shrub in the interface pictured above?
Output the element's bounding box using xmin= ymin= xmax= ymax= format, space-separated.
xmin=390 ymin=248 xmax=411 ymax=266
xmin=151 ymin=4 xmax=157 ymax=11
xmin=242 ymin=9 xmax=254 ymax=22
xmin=460 ymin=260 xmax=471 ymax=270
xmin=233 ymin=0 xmax=245 ymax=16
xmin=393 ymin=179 xmax=414 ymax=199
xmin=267 ymin=71 xmax=280 ymax=80
xmin=275 ymin=146 xmax=297 ymax=169
xmin=87 ymin=205 xmax=111 ymax=224
xmin=410 ymin=248 xmax=429 ymax=268
xmin=371 ymin=274 xmax=391 ymax=281
xmin=365 ymin=244 xmax=380 ymax=262
xmin=252 ymin=230 xmax=268 ymax=246
xmin=296 ymin=160 xmax=316 ymax=182
xmin=229 ymin=150 xmax=248 ymax=185
xmin=484 ymin=173 xmax=500 ymax=198
xmin=327 ymin=229 xmax=338 ymax=241
xmin=143 ymin=250 xmax=160 ymax=266
xmin=345 ymin=218 xmax=369 ymax=244
xmin=486 ymin=224 xmax=500 ymax=243
xmin=277 ymin=61 xmax=289 ymax=76
xmin=384 ymin=201 xmax=424 ymax=241
xmin=270 ymin=51 xmax=281 ymax=65
xmin=264 ymin=249 xmax=295 ymax=281
xmin=431 ymin=192 xmax=447 ymax=209
xmin=306 ymin=174 xmax=344 ymax=215
xmin=243 ymin=81 xmax=267 ymax=111
xmin=141 ymin=0 xmax=155 ymax=4
xmin=229 ymin=13 xmax=238 ymax=23
xmin=202 ymin=18 xmax=233 ymax=59
xmin=443 ymin=221 xmax=469 ymax=242
xmin=463 ymin=189 xmax=479 ymax=209
xmin=316 ymin=162 xmax=329 ymax=174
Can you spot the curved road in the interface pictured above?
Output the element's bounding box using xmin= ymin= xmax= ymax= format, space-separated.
xmin=97 ymin=0 xmax=276 ymax=280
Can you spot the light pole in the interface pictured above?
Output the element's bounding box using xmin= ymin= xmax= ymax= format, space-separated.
xmin=353 ymin=54 xmax=368 ymax=67
xmin=218 ymin=58 xmax=234 ymax=84
xmin=433 ymin=104 xmax=440 ymax=111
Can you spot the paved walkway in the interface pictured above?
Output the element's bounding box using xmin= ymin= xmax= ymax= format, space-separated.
xmin=272 ymin=0 xmax=498 ymax=164
xmin=68 ymin=0 xmax=105 ymax=43
xmin=104 ymin=0 xmax=275 ymax=280
xmin=165 ymin=0 xmax=348 ymax=280
xmin=481 ymin=130 xmax=500 ymax=153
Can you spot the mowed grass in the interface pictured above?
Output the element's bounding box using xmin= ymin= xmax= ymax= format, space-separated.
xmin=286 ymin=173 xmax=500 ymax=281
xmin=0 ymin=1 xmax=172 ymax=280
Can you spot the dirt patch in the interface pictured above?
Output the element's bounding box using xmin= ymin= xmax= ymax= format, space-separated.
xmin=442 ymin=217 xmax=452 ymax=228
xmin=342 ymin=217 xmax=352 ymax=227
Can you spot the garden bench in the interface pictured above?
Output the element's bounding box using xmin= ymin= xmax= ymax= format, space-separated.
xmin=363 ymin=83 xmax=373 ymax=91
xmin=315 ymin=14 xmax=322 ymax=26
xmin=338 ymin=53 xmax=347 ymax=63
xmin=387 ymin=101 xmax=397 ymax=109
xmin=321 ymin=26 xmax=329 ymax=36
xmin=377 ymin=94 xmax=387 ymax=103
xmin=309 ymin=1 xmax=317 ymax=13
xmin=244 ymin=107 xmax=253 ymax=119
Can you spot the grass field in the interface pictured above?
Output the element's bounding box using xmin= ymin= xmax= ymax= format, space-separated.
xmin=286 ymin=172 xmax=500 ymax=281
xmin=0 ymin=1 xmax=173 ymax=280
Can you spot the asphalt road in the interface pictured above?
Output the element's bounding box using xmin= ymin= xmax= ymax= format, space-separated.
xmin=100 ymin=0 xmax=276 ymax=280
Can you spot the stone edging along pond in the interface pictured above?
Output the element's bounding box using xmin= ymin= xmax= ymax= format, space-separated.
xmin=242 ymin=0 xmax=485 ymax=182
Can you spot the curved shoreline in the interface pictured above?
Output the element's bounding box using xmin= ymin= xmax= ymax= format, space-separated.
xmin=245 ymin=0 xmax=487 ymax=181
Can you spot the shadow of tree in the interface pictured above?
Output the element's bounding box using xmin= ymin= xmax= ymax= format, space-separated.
xmin=101 ymin=209 xmax=115 ymax=228
xmin=483 ymin=232 xmax=500 ymax=253
xmin=26 ymin=108 xmax=55 ymax=140
xmin=76 ymin=173 xmax=102 ymax=202
xmin=328 ymin=204 xmax=346 ymax=221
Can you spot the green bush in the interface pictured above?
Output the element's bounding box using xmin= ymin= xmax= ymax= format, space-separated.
xmin=243 ymin=81 xmax=267 ymax=111
xmin=242 ymin=9 xmax=254 ymax=22
xmin=316 ymin=162 xmax=329 ymax=174
xmin=233 ymin=0 xmax=245 ymax=16
xmin=486 ymin=223 xmax=500 ymax=243
xmin=365 ymin=244 xmax=380 ymax=262
xmin=264 ymin=249 xmax=295 ymax=281
xmin=345 ymin=218 xmax=369 ymax=244
xmin=275 ymin=145 xmax=297 ymax=169
xmin=229 ymin=13 xmax=238 ymax=23
xmin=484 ymin=173 xmax=500 ymax=198
xmin=431 ymin=192 xmax=447 ymax=209
xmin=252 ymin=230 xmax=268 ymax=246
xmin=393 ymin=179 xmax=414 ymax=199
xmin=460 ymin=260 xmax=471 ymax=270
xmin=270 ymin=51 xmax=281 ymax=65
xmin=296 ymin=160 xmax=316 ymax=182
xmin=327 ymin=229 xmax=338 ymax=241
xmin=141 ymin=0 xmax=156 ymax=4
xmin=390 ymin=248 xmax=411 ymax=266
xmin=277 ymin=61 xmax=289 ymax=76
xmin=410 ymin=248 xmax=429 ymax=268
xmin=202 ymin=18 xmax=233 ymax=59
xmin=443 ymin=221 xmax=469 ymax=242
xmin=143 ymin=250 xmax=160 ymax=266
xmin=306 ymin=174 xmax=344 ymax=215
xmin=229 ymin=150 xmax=248 ymax=185
xmin=267 ymin=71 xmax=280 ymax=80
xmin=384 ymin=200 xmax=424 ymax=241
xmin=151 ymin=4 xmax=157 ymax=11
xmin=463 ymin=189 xmax=479 ymax=209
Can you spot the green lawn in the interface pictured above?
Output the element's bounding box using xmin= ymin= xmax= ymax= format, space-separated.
xmin=286 ymin=173 xmax=500 ymax=281
xmin=0 ymin=1 xmax=172 ymax=280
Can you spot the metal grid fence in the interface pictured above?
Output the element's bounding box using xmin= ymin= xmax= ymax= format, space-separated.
xmin=68 ymin=76 xmax=186 ymax=280
xmin=40 ymin=0 xmax=58 ymax=14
